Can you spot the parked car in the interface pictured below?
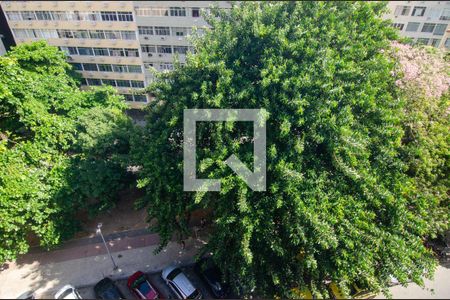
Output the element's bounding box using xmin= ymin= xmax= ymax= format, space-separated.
xmin=94 ymin=278 xmax=125 ymax=300
xmin=161 ymin=266 xmax=202 ymax=299
xmin=127 ymin=271 xmax=159 ymax=299
xmin=54 ymin=285 xmax=82 ymax=299
xmin=194 ymin=259 xmax=229 ymax=298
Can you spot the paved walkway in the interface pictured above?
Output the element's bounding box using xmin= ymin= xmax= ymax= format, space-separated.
xmin=0 ymin=229 xmax=207 ymax=299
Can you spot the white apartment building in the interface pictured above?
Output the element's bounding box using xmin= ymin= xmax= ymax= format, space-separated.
xmin=384 ymin=1 xmax=450 ymax=49
xmin=1 ymin=1 xmax=231 ymax=107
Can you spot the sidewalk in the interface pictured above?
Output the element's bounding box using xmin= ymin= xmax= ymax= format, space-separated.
xmin=0 ymin=231 xmax=207 ymax=299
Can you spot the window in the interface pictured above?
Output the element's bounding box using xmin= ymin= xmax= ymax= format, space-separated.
xmin=110 ymin=48 xmax=125 ymax=56
xmin=104 ymin=30 xmax=120 ymax=39
xmin=73 ymin=30 xmax=90 ymax=39
xmin=87 ymin=78 xmax=102 ymax=86
xmin=13 ymin=29 xmax=28 ymax=38
xmin=412 ymin=6 xmax=426 ymax=17
xmin=71 ymin=63 xmax=83 ymax=71
xmin=160 ymin=63 xmax=174 ymax=71
xmin=98 ymin=64 xmax=113 ymax=72
xmin=416 ymin=38 xmax=429 ymax=45
xmin=53 ymin=11 xmax=69 ymax=21
xmin=78 ymin=47 xmax=94 ymax=56
xmin=82 ymin=63 xmax=98 ymax=71
xmin=117 ymin=12 xmax=133 ymax=22
xmin=445 ymin=38 xmax=450 ymax=48
xmin=392 ymin=23 xmax=404 ymax=31
xmin=127 ymin=65 xmax=142 ymax=73
xmin=394 ymin=5 xmax=411 ymax=16
xmin=6 ymin=11 xmax=22 ymax=21
xmin=40 ymin=29 xmax=58 ymax=38
xmin=67 ymin=47 xmax=78 ymax=55
xmin=113 ymin=65 xmax=128 ymax=73
xmin=57 ymin=30 xmax=74 ymax=38
xmin=80 ymin=78 xmax=87 ymax=85
xmin=123 ymin=94 xmax=134 ymax=102
xmin=173 ymin=46 xmax=189 ymax=54
xmin=430 ymin=38 xmax=441 ymax=47
xmin=145 ymin=63 xmax=154 ymax=68
xmin=172 ymin=27 xmax=188 ymax=36
xmin=138 ymin=26 xmax=153 ymax=35
xmin=141 ymin=45 xmax=156 ymax=53
xmin=157 ymin=45 xmax=172 ymax=54
xmin=433 ymin=24 xmax=447 ymax=35
xmin=421 ymin=23 xmax=436 ymax=33
xmin=154 ymin=26 xmax=170 ymax=36
xmin=405 ymin=22 xmax=420 ymax=32
xmin=101 ymin=11 xmax=118 ymax=21
xmin=35 ymin=11 xmax=53 ymax=20
xmin=192 ymin=8 xmax=200 ymax=17
xmin=170 ymin=7 xmax=186 ymax=17
xmin=116 ymin=80 xmax=131 ymax=87
xmin=125 ymin=48 xmax=139 ymax=57
xmin=102 ymin=79 xmax=117 ymax=86
xmin=121 ymin=31 xmax=136 ymax=40
xmin=441 ymin=8 xmax=450 ymax=20
xmin=21 ymin=11 xmax=36 ymax=20
xmin=133 ymin=94 xmax=147 ymax=102
xmin=92 ymin=48 xmax=107 ymax=56
xmin=131 ymin=81 xmax=145 ymax=88
xmin=90 ymin=30 xmax=105 ymax=39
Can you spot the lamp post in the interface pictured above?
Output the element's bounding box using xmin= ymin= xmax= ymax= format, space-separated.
xmin=96 ymin=223 xmax=118 ymax=271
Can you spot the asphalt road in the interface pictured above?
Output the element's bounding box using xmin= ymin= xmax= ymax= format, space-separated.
xmin=78 ymin=265 xmax=214 ymax=299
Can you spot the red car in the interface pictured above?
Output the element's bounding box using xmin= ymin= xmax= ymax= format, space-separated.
xmin=127 ymin=271 xmax=159 ymax=299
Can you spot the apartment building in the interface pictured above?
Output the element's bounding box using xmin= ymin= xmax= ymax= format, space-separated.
xmin=0 ymin=1 xmax=230 ymax=107
xmin=384 ymin=1 xmax=450 ymax=49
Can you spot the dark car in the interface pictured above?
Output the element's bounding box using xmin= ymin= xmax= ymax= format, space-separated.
xmin=194 ymin=259 xmax=229 ymax=298
xmin=94 ymin=277 xmax=125 ymax=300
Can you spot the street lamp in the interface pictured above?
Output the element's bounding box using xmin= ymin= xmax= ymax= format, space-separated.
xmin=96 ymin=223 xmax=118 ymax=271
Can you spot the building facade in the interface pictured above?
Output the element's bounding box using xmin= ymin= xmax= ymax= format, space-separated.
xmin=384 ymin=1 xmax=450 ymax=49
xmin=0 ymin=1 xmax=230 ymax=107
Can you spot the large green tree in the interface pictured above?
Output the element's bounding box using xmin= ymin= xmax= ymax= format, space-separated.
xmin=0 ymin=41 xmax=133 ymax=263
xmin=134 ymin=2 xmax=448 ymax=298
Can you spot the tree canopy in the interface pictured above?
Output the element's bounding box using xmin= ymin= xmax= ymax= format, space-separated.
xmin=135 ymin=2 xmax=448 ymax=298
xmin=0 ymin=41 xmax=133 ymax=263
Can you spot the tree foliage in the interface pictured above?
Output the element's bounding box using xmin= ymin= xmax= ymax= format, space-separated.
xmin=0 ymin=41 xmax=133 ymax=263
xmin=134 ymin=2 xmax=448 ymax=298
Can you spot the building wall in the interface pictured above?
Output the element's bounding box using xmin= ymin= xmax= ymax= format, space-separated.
xmin=384 ymin=1 xmax=450 ymax=49
xmin=0 ymin=1 xmax=231 ymax=107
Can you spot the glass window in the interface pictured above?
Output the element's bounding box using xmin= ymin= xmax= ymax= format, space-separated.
xmin=89 ymin=30 xmax=105 ymax=39
xmin=35 ymin=11 xmax=53 ymax=20
xmin=127 ymin=65 xmax=142 ymax=73
xmin=416 ymin=38 xmax=429 ymax=45
xmin=445 ymin=38 xmax=450 ymax=48
xmin=157 ymin=45 xmax=172 ymax=54
xmin=141 ymin=45 xmax=156 ymax=53
xmin=101 ymin=11 xmax=118 ymax=21
xmin=116 ymin=80 xmax=131 ymax=87
xmin=93 ymin=48 xmax=109 ymax=56
xmin=170 ymin=7 xmax=186 ymax=17
xmin=173 ymin=46 xmax=188 ymax=54
xmin=433 ymin=24 xmax=447 ymax=35
xmin=125 ymin=48 xmax=139 ymax=57
xmin=82 ymin=63 xmax=98 ymax=71
xmin=121 ymin=31 xmax=136 ymax=40
xmin=430 ymin=38 xmax=441 ymax=47
xmin=53 ymin=11 xmax=69 ymax=21
xmin=131 ymin=81 xmax=145 ymax=88
xmin=21 ymin=11 xmax=36 ymax=20
xmin=102 ymin=79 xmax=117 ymax=86
xmin=113 ymin=65 xmax=127 ymax=73
xmin=104 ymin=30 xmax=120 ymax=39
xmin=123 ymin=94 xmax=134 ymax=102
xmin=13 ymin=29 xmax=28 ymax=38
xmin=57 ymin=30 xmax=74 ymax=38
xmin=6 ymin=11 xmax=22 ymax=21
xmin=192 ymin=8 xmax=200 ymax=17
xmin=154 ymin=26 xmax=170 ymax=36
xmin=79 ymin=78 xmax=87 ymax=85
xmin=71 ymin=63 xmax=83 ymax=71
xmin=98 ymin=64 xmax=113 ymax=72
xmin=78 ymin=47 xmax=94 ymax=56
xmin=68 ymin=47 xmax=78 ymax=55
xmin=421 ymin=23 xmax=436 ymax=33
xmin=412 ymin=6 xmax=426 ymax=17
xmin=160 ymin=63 xmax=174 ymax=71
xmin=73 ymin=30 xmax=90 ymax=39
xmin=133 ymin=94 xmax=147 ymax=102
xmin=172 ymin=27 xmax=188 ymax=36
xmin=405 ymin=22 xmax=420 ymax=32
xmin=117 ymin=12 xmax=133 ymax=22
xmin=441 ymin=8 xmax=450 ymax=20
xmin=394 ymin=6 xmax=411 ymax=16
xmin=138 ymin=26 xmax=153 ymax=35
xmin=392 ymin=23 xmax=404 ymax=31
xmin=109 ymin=48 xmax=125 ymax=56
xmin=87 ymin=78 xmax=102 ymax=86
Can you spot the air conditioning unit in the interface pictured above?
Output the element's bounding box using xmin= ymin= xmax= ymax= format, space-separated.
xmin=144 ymin=37 xmax=149 ymax=40
xmin=160 ymin=36 xmax=165 ymax=40
xmin=148 ymin=53 xmax=153 ymax=57
xmin=158 ymin=54 xmax=163 ymax=57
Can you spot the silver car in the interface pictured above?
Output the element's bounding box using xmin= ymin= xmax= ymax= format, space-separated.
xmin=161 ymin=266 xmax=202 ymax=299
xmin=54 ymin=285 xmax=82 ymax=299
